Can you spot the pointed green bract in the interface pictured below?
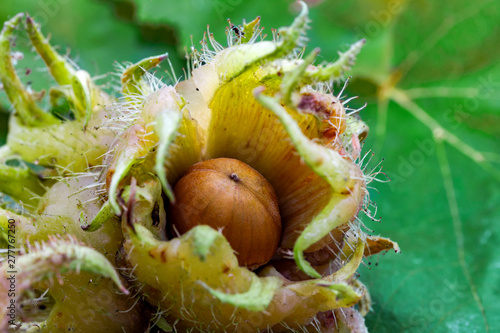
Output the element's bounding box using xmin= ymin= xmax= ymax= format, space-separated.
xmin=197 ymin=1 xmax=310 ymax=92
xmin=83 ymin=200 xmax=116 ymax=232
xmin=22 ymin=239 xmax=125 ymax=290
xmin=0 ymin=14 xmax=58 ymax=127
xmin=255 ymin=92 xmax=355 ymax=187
xmin=154 ymin=109 xmax=182 ymax=203
xmin=274 ymin=1 xmax=309 ymax=56
xmin=25 ymin=15 xmax=77 ymax=85
xmin=255 ymin=91 xmax=364 ymax=278
xmin=305 ymin=39 xmax=366 ymax=83
xmin=281 ymin=48 xmax=320 ymax=106
xmin=190 ymin=224 xmax=222 ymax=261
xmin=247 ymin=39 xmax=365 ymax=98
xmin=240 ymin=16 xmax=261 ymax=44
xmin=108 ymin=123 xmax=153 ymax=215
xmin=0 ymin=237 xmax=127 ymax=331
xmin=200 ymin=275 xmax=282 ymax=312
xmin=254 ymin=91 xmax=355 ymax=189
xmin=325 ymin=239 xmax=365 ymax=283
xmin=26 ymin=15 xmax=97 ymax=129
xmin=288 ymin=281 xmax=362 ymax=309
xmin=72 ymin=70 xmax=93 ymax=129
xmin=109 ymin=154 xmax=137 ymax=215
xmin=121 ymin=53 xmax=169 ymax=95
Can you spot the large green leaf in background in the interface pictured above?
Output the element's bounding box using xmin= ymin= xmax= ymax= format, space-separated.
xmin=1 ymin=0 xmax=499 ymax=332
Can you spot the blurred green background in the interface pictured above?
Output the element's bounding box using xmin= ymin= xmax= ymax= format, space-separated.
xmin=1 ymin=0 xmax=499 ymax=332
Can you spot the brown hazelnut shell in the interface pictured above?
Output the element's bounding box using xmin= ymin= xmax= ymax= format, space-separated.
xmin=170 ymin=158 xmax=281 ymax=268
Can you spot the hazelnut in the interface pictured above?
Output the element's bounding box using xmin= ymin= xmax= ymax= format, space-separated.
xmin=169 ymin=158 xmax=281 ymax=269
